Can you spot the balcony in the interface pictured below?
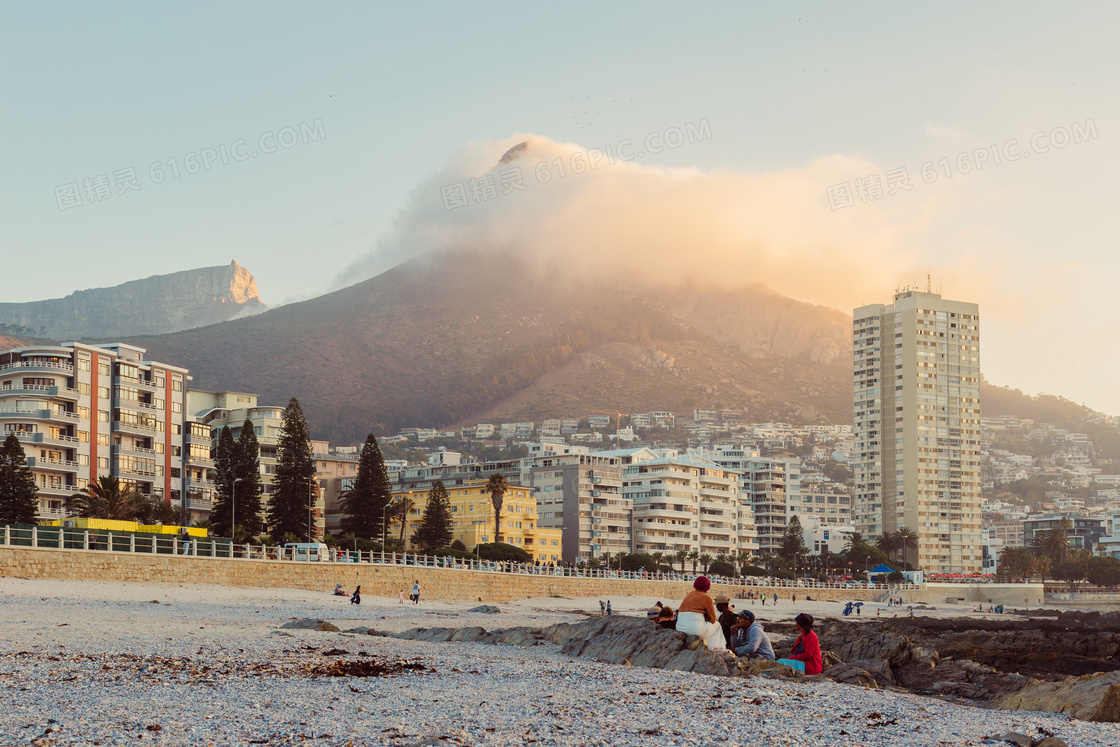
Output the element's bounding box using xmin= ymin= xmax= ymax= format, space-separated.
xmin=0 ymin=408 xmax=80 ymax=423
xmin=26 ymin=457 xmax=81 ymax=473
xmin=0 ymin=361 xmax=74 ymax=375
xmin=113 ymin=420 xmax=158 ymax=436
xmin=36 ymin=483 xmax=77 ymax=498
xmin=115 ymin=443 xmax=157 ymax=456
xmin=12 ymin=431 xmax=80 ymax=446
xmin=0 ymin=384 xmax=81 ymax=401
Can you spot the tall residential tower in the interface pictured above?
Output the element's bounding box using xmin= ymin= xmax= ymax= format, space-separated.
xmin=853 ymin=290 xmax=983 ymax=574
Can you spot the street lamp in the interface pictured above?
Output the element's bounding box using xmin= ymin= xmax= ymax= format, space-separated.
xmin=306 ymin=477 xmax=316 ymax=544
xmin=382 ymin=502 xmax=391 ymax=563
xmin=231 ymin=477 xmax=243 ymax=549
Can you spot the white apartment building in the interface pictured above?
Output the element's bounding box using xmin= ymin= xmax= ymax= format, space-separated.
xmin=702 ymin=445 xmax=799 ymax=555
xmin=607 ymin=447 xmax=758 ymax=559
xmin=0 ymin=343 xmax=188 ymax=521
xmin=853 ymin=289 xmax=983 ymax=573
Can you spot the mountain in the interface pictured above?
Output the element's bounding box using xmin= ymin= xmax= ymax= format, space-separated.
xmin=127 ymin=251 xmax=854 ymax=443
xmin=0 ymin=261 xmax=265 ymax=340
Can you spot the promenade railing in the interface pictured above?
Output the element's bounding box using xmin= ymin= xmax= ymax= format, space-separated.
xmin=0 ymin=524 xmax=922 ymax=591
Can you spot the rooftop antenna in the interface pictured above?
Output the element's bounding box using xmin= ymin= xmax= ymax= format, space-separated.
xmin=926 ymin=271 xmax=931 ymax=293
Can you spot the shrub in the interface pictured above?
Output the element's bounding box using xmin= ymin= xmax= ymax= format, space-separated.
xmin=450 ymin=539 xmax=467 ymax=551
xmin=772 ymin=570 xmax=795 ymax=580
xmin=434 ymin=547 xmax=478 ymax=560
xmin=739 ymin=565 xmax=767 ymax=577
xmin=708 ymin=560 xmax=735 ymax=578
xmin=475 ymin=542 xmax=531 ymax=562
xmin=888 ymin=570 xmax=905 ymax=583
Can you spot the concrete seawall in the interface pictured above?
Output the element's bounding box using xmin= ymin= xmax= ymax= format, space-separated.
xmin=0 ymin=547 xmax=1042 ymax=605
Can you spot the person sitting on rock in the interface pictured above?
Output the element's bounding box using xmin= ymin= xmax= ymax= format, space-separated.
xmin=647 ymin=605 xmax=663 ymax=622
xmin=657 ymin=606 xmax=676 ymax=630
xmin=787 ymin=613 xmax=823 ymax=675
xmin=714 ymin=594 xmax=737 ymax=646
xmin=731 ymin=610 xmax=774 ymax=661
xmin=674 ymin=576 xmax=727 ymax=649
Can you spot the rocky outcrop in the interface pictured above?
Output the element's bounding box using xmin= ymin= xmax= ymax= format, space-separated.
xmin=991 ymin=670 xmax=1120 ymax=723
xmin=0 ymin=261 xmax=265 ymax=340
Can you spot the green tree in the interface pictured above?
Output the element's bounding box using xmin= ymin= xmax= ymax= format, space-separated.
xmin=709 ymin=559 xmax=735 ymax=577
xmin=687 ymin=549 xmax=699 ymax=573
xmin=1054 ymin=548 xmax=1092 ymax=592
xmin=875 ymin=532 xmax=901 ymax=561
xmin=476 ymin=541 xmax=530 ymax=562
xmin=1032 ymin=520 xmax=1071 ymax=566
xmin=842 ymin=531 xmax=866 ymax=552
xmin=268 ymin=398 xmax=316 ymax=541
xmin=486 ymin=472 xmax=508 ymax=543
xmin=698 ymin=553 xmax=713 ymax=573
xmin=1087 ymin=556 xmax=1120 ymax=589
xmin=894 ymin=526 xmax=920 ymax=570
xmin=780 ymin=515 xmax=807 ymax=561
xmin=675 ymin=548 xmax=688 ymax=572
xmin=414 ymin=480 xmax=453 ymax=551
xmin=235 ymin=419 xmax=264 ymax=537
xmin=0 ymin=433 xmax=38 ymax=525
xmin=340 ymin=434 xmax=392 ymax=540
xmin=394 ymin=496 xmax=416 ymax=547
xmin=209 ymin=426 xmax=238 ymax=538
xmin=998 ymin=546 xmax=1035 ymax=579
xmin=67 ymin=476 xmax=148 ymax=520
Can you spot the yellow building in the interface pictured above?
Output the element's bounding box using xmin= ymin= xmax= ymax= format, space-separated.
xmin=392 ymin=481 xmax=563 ymax=563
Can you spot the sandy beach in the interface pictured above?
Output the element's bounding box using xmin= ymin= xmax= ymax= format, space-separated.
xmin=0 ymin=578 xmax=1115 ymax=746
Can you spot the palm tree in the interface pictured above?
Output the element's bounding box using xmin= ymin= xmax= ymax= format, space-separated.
xmin=699 ymin=553 xmax=713 ymax=573
xmin=486 ymin=472 xmax=508 ymax=543
xmin=687 ymin=550 xmax=699 ymax=573
xmin=875 ymin=532 xmax=901 ymax=561
xmin=394 ymin=497 xmax=415 ymax=548
xmin=842 ymin=531 xmax=865 ymax=552
xmin=893 ymin=526 xmax=920 ymax=570
xmin=650 ymin=551 xmax=665 ymax=570
xmin=675 ymin=548 xmax=688 ymax=572
xmin=67 ymin=476 xmax=148 ymax=520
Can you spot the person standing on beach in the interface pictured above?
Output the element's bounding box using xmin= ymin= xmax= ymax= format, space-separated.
xmin=412 ymin=580 xmax=420 ymax=604
xmin=606 ymin=600 xmax=612 ymax=616
xmin=600 ymin=600 xmax=606 ymax=617
xmin=398 ymin=589 xmax=404 ymax=605
xmin=773 ymin=592 xmax=778 ymax=605
xmin=350 ymin=585 xmax=361 ymax=605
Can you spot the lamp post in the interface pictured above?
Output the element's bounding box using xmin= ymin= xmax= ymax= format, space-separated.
xmin=307 ymin=477 xmax=315 ymax=544
xmin=382 ymin=502 xmax=391 ymax=563
xmin=231 ymin=477 xmax=243 ymax=549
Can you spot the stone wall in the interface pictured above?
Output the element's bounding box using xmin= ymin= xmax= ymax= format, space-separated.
xmin=2 ymin=547 xmax=874 ymax=602
xmin=904 ymin=582 xmax=1046 ymax=607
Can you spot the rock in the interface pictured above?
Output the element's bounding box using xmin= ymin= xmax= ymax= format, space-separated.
xmin=280 ymin=619 xmax=341 ymax=632
xmin=993 ymin=732 xmax=1033 ymax=746
xmin=990 ymin=670 xmax=1120 ymax=722
xmin=822 ymin=662 xmax=879 ymax=689
xmin=1033 ymin=738 xmax=1070 ymax=747
xmin=468 ymin=605 xmax=501 ymax=614
xmin=341 ymin=627 xmax=382 ymax=636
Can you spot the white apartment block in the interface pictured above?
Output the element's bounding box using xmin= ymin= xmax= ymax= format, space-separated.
xmin=608 ymin=447 xmax=758 ymax=559
xmin=702 ymin=445 xmax=798 ymax=556
xmin=853 ymin=289 xmax=983 ymax=574
xmin=0 ymin=343 xmax=188 ymax=521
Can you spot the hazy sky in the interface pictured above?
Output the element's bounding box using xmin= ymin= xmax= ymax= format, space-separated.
xmin=3 ymin=3 xmax=1118 ymax=412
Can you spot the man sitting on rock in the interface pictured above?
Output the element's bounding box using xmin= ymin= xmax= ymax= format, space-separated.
xmin=714 ymin=594 xmax=737 ymax=646
xmin=657 ymin=606 xmax=676 ymax=630
xmin=730 ymin=610 xmax=775 ymax=661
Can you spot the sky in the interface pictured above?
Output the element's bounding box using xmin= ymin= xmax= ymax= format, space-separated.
xmin=2 ymin=2 xmax=1118 ymax=412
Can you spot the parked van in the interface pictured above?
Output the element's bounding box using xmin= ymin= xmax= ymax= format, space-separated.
xmin=282 ymin=542 xmax=329 ymax=561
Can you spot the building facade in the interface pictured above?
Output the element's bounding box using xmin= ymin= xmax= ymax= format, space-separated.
xmin=390 ymin=480 xmax=563 ymax=562
xmin=0 ymin=343 xmax=188 ymax=521
xmin=854 ymin=289 xmax=983 ymax=573
xmin=704 ymin=446 xmax=796 ymax=555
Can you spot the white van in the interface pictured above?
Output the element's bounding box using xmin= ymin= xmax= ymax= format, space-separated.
xmin=282 ymin=542 xmax=329 ymax=562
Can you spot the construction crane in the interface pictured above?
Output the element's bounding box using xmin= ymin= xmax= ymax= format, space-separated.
xmin=587 ymin=409 xmax=625 ymax=449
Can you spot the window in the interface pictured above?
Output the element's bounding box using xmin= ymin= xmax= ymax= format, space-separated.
xmin=77 ymin=358 xmax=91 ymax=372
xmin=78 ymin=406 xmax=89 ymax=419
xmin=172 ymin=402 xmax=181 ymax=414
xmin=98 ymin=362 xmax=110 ymax=376
xmin=78 ymin=382 xmax=90 ymax=395
xmin=97 ymin=457 xmax=109 ymax=469
xmin=172 ymin=424 xmax=181 ymax=435
xmin=78 ymin=430 xmax=89 ymax=442
xmin=172 ymin=380 xmax=182 ymax=392
xmin=98 ymin=410 xmax=109 ymax=422
xmin=98 ymin=386 xmax=109 ymax=399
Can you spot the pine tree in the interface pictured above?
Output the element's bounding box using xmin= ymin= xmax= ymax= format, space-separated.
xmin=340 ymin=434 xmax=392 ymax=540
xmin=268 ymin=398 xmax=315 ymax=541
xmin=779 ymin=515 xmax=805 ymax=561
xmin=414 ymin=480 xmax=453 ymax=551
xmin=0 ymin=433 xmax=38 ymax=525
xmin=209 ymin=426 xmax=238 ymax=538
xmin=236 ymin=419 xmax=264 ymax=537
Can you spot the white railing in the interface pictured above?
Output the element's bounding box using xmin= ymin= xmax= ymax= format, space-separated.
xmin=0 ymin=525 xmax=923 ymax=590
xmin=0 ymin=362 xmax=74 ymax=373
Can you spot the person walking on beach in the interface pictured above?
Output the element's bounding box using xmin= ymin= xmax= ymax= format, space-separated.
xmin=350 ymin=585 xmax=361 ymax=605
xmin=398 ymin=589 xmax=404 ymax=604
xmin=412 ymin=580 xmax=420 ymax=604
xmin=773 ymin=592 xmax=778 ymax=606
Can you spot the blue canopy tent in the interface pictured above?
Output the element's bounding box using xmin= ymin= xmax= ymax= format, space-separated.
xmin=869 ymin=564 xmax=894 ymax=575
